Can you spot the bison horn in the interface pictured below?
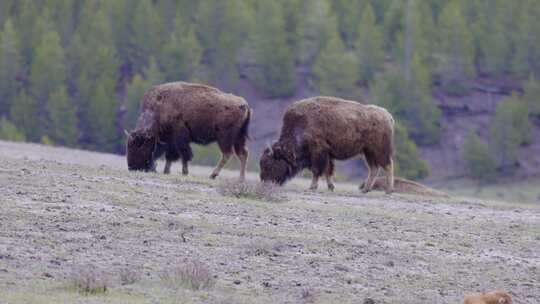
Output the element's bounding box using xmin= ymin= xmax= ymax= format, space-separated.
xmin=266 ymin=142 xmax=273 ymax=155
xmin=124 ymin=129 xmax=131 ymax=138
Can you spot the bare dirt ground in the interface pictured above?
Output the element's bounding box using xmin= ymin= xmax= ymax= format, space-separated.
xmin=0 ymin=140 xmax=539 ymax=304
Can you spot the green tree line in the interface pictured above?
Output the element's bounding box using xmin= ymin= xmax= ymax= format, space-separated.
xmin=0 ymin=0 xmax=539 ymax=180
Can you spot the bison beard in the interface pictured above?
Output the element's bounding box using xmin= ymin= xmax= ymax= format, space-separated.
xmin=126 ymin=82 xmax=251 ymax=181
xmin=259 ymin=96 xmax=395 ymax=193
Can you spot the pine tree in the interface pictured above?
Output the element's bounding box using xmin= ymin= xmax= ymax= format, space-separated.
xmin=0 ymin=19 xmax=21 ymax=116
xmin=129 ymin=0 xmax=163 ymax=73
xmin=0 ymin=117 xmax=26 ymax=142
xmin=491 ymin=94 xmax=531 ymax=173
xmin=372 ymin=60 xmax=441 ymax=145
xmin=86 ymin=78 xmax=119 ymax=151
xmin=393 ymin=123 xmax=429 ymax=180
xmin=144 ymin=57 xmax=165 ymax=85
xmin=45 ymin=0 xmax=77 ymax=45
xmin=69 ymin=4 xmax=119 ymax=150
xmin=356 ymin=3 xmax=384 ymax=84
xmin=462 ymin=130 xmax=496 ymax=183
xmin=29 ymin=30 xmax=66 ymax=104
xmin=16 ymin=0 xmax=41 ymax=66
xmin=29 ymin=29 xmax=67 ymax=135
xmin=297 ymin=0 xmax=334 ymax=66
xmin=437 ymin=0 xmax=475 ymax=94
xmin=251 ymin=1 xmax=296 ymax=97
xmin=0 ymin=0 xmax=16 ymax=28
xmin=312 ymin=18 xmax=358 ymax=98
xmin=331 ymin=0 xmax=364 ymax=48
xmin=513 ymin=0 xmax=540 ymax=77
xmin=9 ymin=90 xmax=39 ymax=141
xmin=108 ymin=0 xmax=134 ymax=64
xmin=125 ymin=74 xmax=147 ymax=130
xmin=382 ymin=0 xmax=404 ymax=54
xmin=46 ymin=85 xmax=78 ymax=146
xmin=197 ymin=0 xmax=250 ymax=88
xmin=524 ymin=75 xmax=540 ymax=117
xmin=160 ymin=12 xmax=202 ymax=81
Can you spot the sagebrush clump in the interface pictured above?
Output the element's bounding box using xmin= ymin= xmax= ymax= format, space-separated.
xmin=217 ymin=179 xmax=284 ymax=202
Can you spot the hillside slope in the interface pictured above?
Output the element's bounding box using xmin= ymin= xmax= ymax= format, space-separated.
xmin=0 ymin=141 xmax=539 ymax=303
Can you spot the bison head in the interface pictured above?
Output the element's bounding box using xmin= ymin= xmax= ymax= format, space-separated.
xmin=259 ymin=144 xmax=297 ymax=185
xmin=125 ymin=130 xmax=157 ymax=171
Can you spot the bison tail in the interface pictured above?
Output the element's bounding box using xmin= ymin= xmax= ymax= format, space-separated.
xmin=235 ymin=107 xmax=252 ymax=150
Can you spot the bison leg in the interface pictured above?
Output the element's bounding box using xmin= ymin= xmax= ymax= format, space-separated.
xmin=362 ymin=165 xmax=380 ymax=193
xmin=164 ymin=159 xmax=172 ymax=174
xmin=325 ymin=159 xmax=335 ymax=191
xmin=309 ymin=175 xmax=319 ymax=190
xmin=181 ymin=159 xmax=189 ymax=175
xmin=309 ymin=150 xmax=329 ymax=191
xmin=234 ymin=145 xmax=249 ymax=182
xmin=383 ymin=158 xmax=394 ymax=194
xmin=210 ymin=152 xmax=232 ymax=179
xmin=361 ymin=152 xmax=380 ymax=193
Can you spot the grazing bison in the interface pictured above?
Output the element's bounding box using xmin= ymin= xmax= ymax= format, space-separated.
xmin=125 ymin=81 xmax=251 ymax=181
xmin=464 ymin=291 xmax=513 ymax=304
xmin=259 ymin=96 xmax=395 ymax=193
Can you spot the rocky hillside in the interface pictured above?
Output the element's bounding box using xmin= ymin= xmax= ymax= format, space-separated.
xmin=1 ymin=141 xmax=539 ymax=303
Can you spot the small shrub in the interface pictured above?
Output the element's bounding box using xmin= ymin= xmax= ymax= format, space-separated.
xmin=41 ymin=135 xmax=54 ymax=146
xmin=491 ymin=94 xmax=531 ymax=173
xmin=160 ymin=260 xmax=214 ymax=290
xmin=462 ymin=131 xmax=497 ymax=183
xmin=244 ymin=238 xmax=285 ymax=257
xmin=217 ymin=180 xmax=284 ymax=202
xmin=119 ymin=267 xmax=141 ymax=285
xmin=0 ymin=118 xmax=25 ymax=142
xmin=68 ymin=266 xmax=108 ymax=295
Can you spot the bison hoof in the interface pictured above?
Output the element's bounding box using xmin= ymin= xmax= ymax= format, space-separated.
xmin=385 ymin=189 xmax=394 ymax=195
xmin=327 ymin=184 xmax=335 ymax=191
xmin=209 ymin=173 xmax=218 ymax=179
xmin=361 ymin=187 xmax=371 ymax=194
xmin=182 ymin=171 xmax=188 ymax=176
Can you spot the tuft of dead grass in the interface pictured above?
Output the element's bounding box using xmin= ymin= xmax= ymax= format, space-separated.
xmin=160 ymin=260 xmax=214 ymax=290
xmin=68 ymin=266 xmax=108 ymax=295
xmin=244 ymin=238 xmax=285 ymax=257
xmin=119 ymin=267 xmax=141 ymax=286
xmin=217 ymin=180 xmax=284 ymax=202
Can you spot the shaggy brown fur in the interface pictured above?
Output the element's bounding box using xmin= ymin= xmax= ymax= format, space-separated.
xmin=363 ymin=177 xmax=449 ymax=197
xmin=126 ymin=82 xmax=252 ymax=180
xmin=259 ymin=96 xmax=395 ymax=193
xmin=464 ymin=291 xmax=513 ymax=304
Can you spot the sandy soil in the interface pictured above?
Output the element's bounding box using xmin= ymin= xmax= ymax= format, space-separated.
xmin=0 ymin=140 xmax=539 ymax=303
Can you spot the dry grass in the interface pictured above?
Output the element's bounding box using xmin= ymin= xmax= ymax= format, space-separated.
xmin=160 ymin=260 xmax=214 ymax=290
xmin=217 ymin=180 xmax=284 ymax=202
xmin=119 ymin=267 xmax=141 ymax=286
xmin=68 ymin=265 xmax=109 ymax=295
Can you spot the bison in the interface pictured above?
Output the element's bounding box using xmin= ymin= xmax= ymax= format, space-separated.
xmin=125 ymin=81 xmax=251 ymax=181
xmin=259 ymin=96 xmax=395 ymax=193
xmin=464 ymin=291 xmax=513 ymax=304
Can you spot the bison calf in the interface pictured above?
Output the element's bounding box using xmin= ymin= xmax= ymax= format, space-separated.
xmin=126 ymin=82 xmax=251 ymax=181
xmin=464 ymin=291 xmax=513 ymax=304
xmin=259 ymin=96 xmax=395 ymax=193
